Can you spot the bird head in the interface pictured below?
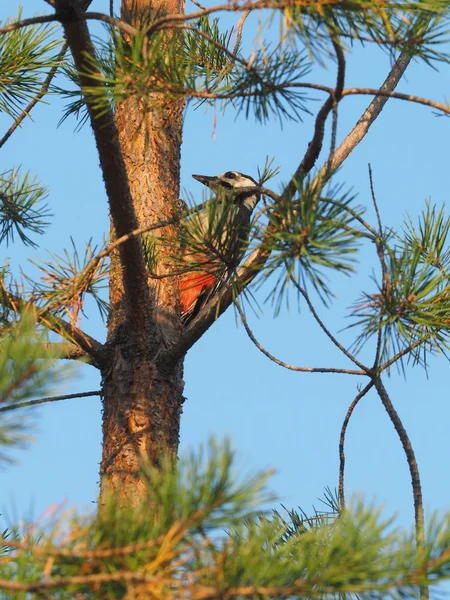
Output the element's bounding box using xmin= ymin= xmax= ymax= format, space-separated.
xmin=192 ymin=171 xmax=260 ymax=212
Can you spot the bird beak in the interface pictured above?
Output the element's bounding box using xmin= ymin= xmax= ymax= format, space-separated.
xmin=192 ymin=174 xmax=219 ymax=189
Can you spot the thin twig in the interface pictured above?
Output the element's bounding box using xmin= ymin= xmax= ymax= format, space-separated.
xmin=289 ymin=278 xmax=369 ymax=372
xmin=262 ymin=186 xmax=378 ymax=238
xmin=1 ymin=529 xmax=167 ymax=558
xmin=189 ymin=0 xmax=206 ymax=9
xmin=83 ymin=11 xmax=136 ymax=35
xmin=379 ymin=336 xmax=431 ymax=374
xmin=137 ymin=79 xmax=450 ymax=118
xmin=284 ymin=36 xmax=346 ymax=199
xmin=325 ymin=101 xmax=339 ymax=179
xmin=65 ymin=217 xmax=177 ymax=297
xmin=338 ymin=381 xmax=374 ymax=509
xmin=235 ymin=300 xmax=365 ymax=375
xmin=340 ymin=87 xmax=450 ymax=114
xmin=369 ymin=165 xmax=383 ymax=243
xmin=322 ymin=33 xmax=345 ymax=182
xmin=0 ymin=42 xmax=69 ymax=149
xmin=368 ymin=165 xmax=390 ymax=369
xmin=232 ymin=9 xmax=251 ymax=58
xmin=0 ymin=390 xmax=101 ymax=413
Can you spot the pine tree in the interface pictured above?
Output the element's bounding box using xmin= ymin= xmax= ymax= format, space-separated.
xmin=2 ymin=0 xmax=450 ymax=595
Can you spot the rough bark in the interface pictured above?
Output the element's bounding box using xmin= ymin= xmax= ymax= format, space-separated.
xmin=99 ymin=0 xmax=185 ymax=506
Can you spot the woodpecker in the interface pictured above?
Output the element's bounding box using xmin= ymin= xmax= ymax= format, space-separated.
xmin=180 ymin=171 xmax=260 ymax=324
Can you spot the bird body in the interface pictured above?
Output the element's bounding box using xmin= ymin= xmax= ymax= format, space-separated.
xmin=180 ymin=171 xmax=260 ymax=324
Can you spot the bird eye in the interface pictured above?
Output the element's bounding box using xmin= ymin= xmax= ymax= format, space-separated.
xmin=223 ymin=171 xmax=236 ymax=179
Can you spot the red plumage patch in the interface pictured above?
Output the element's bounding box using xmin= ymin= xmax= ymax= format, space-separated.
xmin=180 ymin=272 xmax=216 ymax=314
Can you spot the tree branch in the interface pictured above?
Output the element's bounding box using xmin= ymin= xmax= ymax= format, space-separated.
xmin=367 ymin=164 xmax=390 ymax=369
xmin=0 ymin=14 xmax=58 ymax=35
xmin=235 ymin=299 xmax=365 ymax=375
xmin=155 ymin=20 xmax=430 ymax=364
xmin=53 ymin=0 xmax=153 ymax=340
xmin=0 ymin=42 xmax=69 ymax=149
xmin=162 ymin=39 xmax=347 ymax=361
xmin=0 ymin=390 xmax=101 ymax=413
xmin=284 ymin=35 xmax=346 ymax=197
xmin=372 ymin=376 xmax=424 ymax=551
xmin=290 ymin=279 xmax=368 ymax=372
xmin=314 ymin=50 xmax=413 ymax=183
xmin=43 ymin=341 xmax=93 ymax=361
xmin=338 ymin=381 xmax=374 ymax=509
xmin=0 ymin=284 xmax=104 ymax=368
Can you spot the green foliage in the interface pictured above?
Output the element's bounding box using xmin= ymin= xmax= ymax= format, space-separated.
xmin=0 ymin=9 xmax=61 ymax=118
xmin=0 ymin=312 xmax=60 ymax=462
xmin=1 ymin=441 xmax=450 ymax=597
xmin=99 ymin=439 xmax=275 ymax=543
xmin=54 ymin=1 xmax=450 ymax=130
xmin=221 ymin=45 xmax=312 ymax=123
xmin=59 ymin=18 xmax=310 ymax=125
xmin=24 ymin=238 xmax=109 ymax=322
xmin=282 ymin=0 xmax=450 ymax=63
xmin=3 ymin=1 xmax=450 ymax=596
xmin=0 ymin=167 xmax=50 ymax=248
xmin=56 ymin=57 xmax=92 ymax=129
xmin=352 ymin=202 xmax=450 ymax=367
xmin=260 ymin=180 xmax=364 ymax=311
xmin=142 ymin=232 xmax=161 ymax=272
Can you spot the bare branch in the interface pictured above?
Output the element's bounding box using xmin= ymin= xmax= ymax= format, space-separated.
xmin=84 ymin=11 xmax=136 ymax=35
xmin=0 ymin=390 xmax=101 ymax=413
xmin=373 ymin=377 xmax=424 ymax=545
xmin=338 ymin=381 xmax=374 ymax=509
xmin=314 ymin=50 xmax=413 ymax=183
xmin=289 ymin=278 xmax=369 ymax=372
xmin=367 ymin=165 xmax=390 ymax=369
xmin=284 ymin=35 xmax=346 ymax=198
xmin=340 ymin=87 xmax=450 ymax=115
xmin=379 ymin=336 xmax=430 ymax=373
xmin=235 ymin=300 xmax=365 ymax=375
xmin=0 ymin=14 xmax=58 ymax=35
xmin=231 ymin=9 xmax=251 ymax=58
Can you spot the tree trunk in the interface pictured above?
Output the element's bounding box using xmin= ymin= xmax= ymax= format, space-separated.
xmin=99 ymin=0 xmax=185 ymax=506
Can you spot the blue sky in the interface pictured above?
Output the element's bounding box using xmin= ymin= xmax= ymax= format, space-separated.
xmin=1 ymin=1 xmax=450 ymax=534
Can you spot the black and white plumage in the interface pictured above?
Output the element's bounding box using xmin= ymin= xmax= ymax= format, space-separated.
xmin=180 ymin=171 xmax=260 ymax=324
